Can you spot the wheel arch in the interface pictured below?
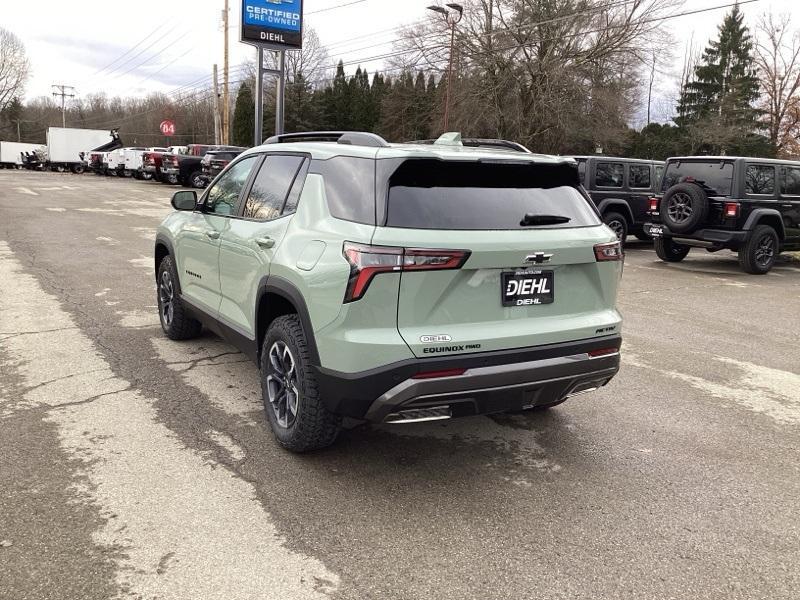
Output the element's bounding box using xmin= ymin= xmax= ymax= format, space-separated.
xmin=256 ymin=276 xmax=321 ymax=365
xmin=597 ymin=199 xmax=634 ymax=225
xmin=154 ymin=235 xmax=181 ymax=292
xmin=743 ymin=209 xmax=786 ymax=240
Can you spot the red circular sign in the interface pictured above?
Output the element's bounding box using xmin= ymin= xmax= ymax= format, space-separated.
xmin=160 ymin=120 xmax=176 ymax=137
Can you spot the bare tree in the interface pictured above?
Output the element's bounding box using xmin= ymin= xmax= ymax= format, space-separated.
xmin=0 ymin=28 xmax=30 ymax=113
xmin=754 ymin=12 xmax=800 ymax=156
xmin=392 ymin=0 xmax=682 ymax=152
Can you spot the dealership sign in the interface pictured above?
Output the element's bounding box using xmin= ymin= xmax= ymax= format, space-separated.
xmin=241 ymin=0 xmax=303 ymax=49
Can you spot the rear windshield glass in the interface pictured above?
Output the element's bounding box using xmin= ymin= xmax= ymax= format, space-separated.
xmin=661 ymin=160 xmax=734 ymax=196
xmin=386 ymin=160 xmax=600 ymax=230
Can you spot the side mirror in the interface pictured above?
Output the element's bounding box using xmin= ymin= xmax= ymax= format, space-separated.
xmin=171 ymin=190 xmax=197 ymax=211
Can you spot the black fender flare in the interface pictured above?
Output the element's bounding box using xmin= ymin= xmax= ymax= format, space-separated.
xmin=743 ymin=208 xmax=786 ymax=239
xmin=256 ymin=276 xmax=321 ymax=365
xmin=597 ymin=199 xmax=634 ymax=225
xmin=154 ymin=234 xmax=181 ymax=292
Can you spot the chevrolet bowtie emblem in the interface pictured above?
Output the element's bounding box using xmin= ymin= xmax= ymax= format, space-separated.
xmin=525 ymin=252 xmax=553 ymax=264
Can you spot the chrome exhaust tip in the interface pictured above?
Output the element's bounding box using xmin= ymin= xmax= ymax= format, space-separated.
xmin=384 ymin=406 xmax=452 ymax=424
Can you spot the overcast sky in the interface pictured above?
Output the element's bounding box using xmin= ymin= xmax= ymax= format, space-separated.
xmin=3 ymin=0 xmax=798 ymax=123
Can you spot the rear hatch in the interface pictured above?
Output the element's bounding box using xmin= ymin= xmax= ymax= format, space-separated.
xmin=369 ymin=159 xmax=622 ymax=358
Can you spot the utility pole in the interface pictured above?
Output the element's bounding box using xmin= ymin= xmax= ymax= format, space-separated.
xmin=51 ymin=84 xmax=76 ymax=128
xmin=222 ymin=0 xmax=230 ymax=145
xmin=427 ymin=4 xmax=463 ymax=132
xmin=213 ymin=64 xmax=222 ymax=145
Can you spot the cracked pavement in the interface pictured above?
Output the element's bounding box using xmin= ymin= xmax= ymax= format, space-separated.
xmin=1 ymin=170 xmax=799 ymax=600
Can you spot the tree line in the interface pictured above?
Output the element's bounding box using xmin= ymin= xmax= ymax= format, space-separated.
xmin=3 ymin=1 xmax=800 ymax=160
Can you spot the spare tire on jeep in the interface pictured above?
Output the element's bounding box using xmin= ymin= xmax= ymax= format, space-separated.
xmin=661 ymin=182 xmax=709 ymax=234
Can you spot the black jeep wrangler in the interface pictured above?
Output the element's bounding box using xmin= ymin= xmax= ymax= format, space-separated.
xmin=570 ymin=156 xmax=665 ymax=242
xmin=644 ymin=157 xmax=800 ymax=274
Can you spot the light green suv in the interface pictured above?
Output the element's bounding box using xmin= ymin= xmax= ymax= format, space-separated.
xmin=154 ymin=132 xmax=623 ymax=452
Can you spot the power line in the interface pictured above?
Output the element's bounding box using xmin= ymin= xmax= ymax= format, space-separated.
xmin=307 ymin=0 xmax=371 ymax=15
xmin=325 ymin=0 xmax=763 ymax=73
xmin=103 ymin=25 xmax=183 ymax=77
xmin=90 ymin=23 xmax=172 ymax=77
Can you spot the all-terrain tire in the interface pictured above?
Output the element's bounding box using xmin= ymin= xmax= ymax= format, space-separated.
xmin=156 ymin=255 xmax=202 ymax=340
xmin=188 ymin=171 xmax=205 ymax=189
xmin=661 ymin=183 xmax=708 ymax=234
xmin=603 ymin=211 xmax=629 ymax=242
xmin=261 ymin=315 xmax=341 ymax=453
xmin=738 ymin=225 xmax=779 ymax=275
xmin=655 ymin=237 xmax=691 ymax=262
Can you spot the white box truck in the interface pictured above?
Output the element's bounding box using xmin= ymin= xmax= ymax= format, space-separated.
xmin=0 ymin=142 xmax=43 ymax=168
xmin=45 ymin=127 xmax=118 ymax=173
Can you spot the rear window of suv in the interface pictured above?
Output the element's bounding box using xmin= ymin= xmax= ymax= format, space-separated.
xmin=386 ymin=160 xmax=600 ymax=230
xmin=661 ymin=160 xmax=734 ymax=196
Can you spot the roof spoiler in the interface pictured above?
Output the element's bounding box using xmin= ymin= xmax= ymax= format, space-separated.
xmin=264 ymin=131 xmax=390 ymax=148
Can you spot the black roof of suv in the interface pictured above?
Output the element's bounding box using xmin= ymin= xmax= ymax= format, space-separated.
xmin=644 ymin=156 xmax=800 ymax=274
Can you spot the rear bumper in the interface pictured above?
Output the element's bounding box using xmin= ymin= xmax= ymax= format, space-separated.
xmin=644 ymin=222 xmax=748 ymax=245
xmin=315 ymin=335 xmax=621 ymax=421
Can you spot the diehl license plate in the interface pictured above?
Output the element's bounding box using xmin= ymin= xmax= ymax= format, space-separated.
xmin=646 ymin=224 xmax=665 ymax=236
xmin=501 ymin=270 xmax=554 ymax=307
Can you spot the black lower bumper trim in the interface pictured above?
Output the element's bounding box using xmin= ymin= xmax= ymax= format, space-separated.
xmin=314 ymin=335 xmax=622 ymax=419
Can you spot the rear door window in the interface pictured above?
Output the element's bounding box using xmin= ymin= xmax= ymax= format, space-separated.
xmin=595 ymin=162 xmax=624 ymax=188
xmin=385 ymin=160 xmax=599 ymax=230
xmin=629 ymin=164 xmax=651 ymax=189
xmin=661 ymin=161 xmax=734 ymax=196
xmin=781 ymin=166 xmax=800 ymax=196
xmin=745 ymin=165 xmax=776 ymax=196
xmin=242 ymin=154 xmax=305 ymax=221
xmin=576 ymin=159 xmax=587 ymax=184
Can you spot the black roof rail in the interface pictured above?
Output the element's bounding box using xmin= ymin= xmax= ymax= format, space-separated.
xmin=264 ymin=131 xmax=390 ymax=148
xmin=405 ymin=137 xmax=532 ymax=153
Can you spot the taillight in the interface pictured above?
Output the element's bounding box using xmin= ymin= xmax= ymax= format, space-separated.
xmin=724 ymin=202 xmax=739 ymax=218
xmin=649 ymin=197 xmax=659 ymax=212
xmin=594 ymin=241 xmax=623 ymax=262
xmin=342 ymin=242 xmax=470 ymax=303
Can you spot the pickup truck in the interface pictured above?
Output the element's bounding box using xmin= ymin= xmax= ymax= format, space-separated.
xmin=143 ymin=146 xmax=188 ymax=183
xmin=199 ymin=149 xmax=245 ymax=186
xmin=160 ymin=144 xmax=246 ymax=188
xmin=126 ymin=147 xmax=167 ymax=180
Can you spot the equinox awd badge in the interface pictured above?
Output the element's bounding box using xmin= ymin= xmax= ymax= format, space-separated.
xmin=420 ymin=334 xmax=452 ymax=343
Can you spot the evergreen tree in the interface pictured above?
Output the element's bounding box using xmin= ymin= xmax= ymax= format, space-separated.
xmin=676 ymin=5 xmax=762 ymax=152
xmin=231 ymin=83 xmax=255 ymax=147
xmin=323 ymin=61 xmax=353 ymax=130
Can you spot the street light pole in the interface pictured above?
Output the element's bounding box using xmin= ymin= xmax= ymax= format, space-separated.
xmin=427 ymin=3 xmax=463 ymax=132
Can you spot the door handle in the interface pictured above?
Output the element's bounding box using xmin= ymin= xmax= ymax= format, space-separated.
xmin=205 ymin=230 xmax=221 ymax=240
xmin=255 ymin=236 xmax=275 ymax=249
xmin=782 ymin=204 xmax=793 ymax=208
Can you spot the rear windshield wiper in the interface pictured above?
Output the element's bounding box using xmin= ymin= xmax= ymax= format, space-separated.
xmin=520 ymin=213 xmax=571 ymax=226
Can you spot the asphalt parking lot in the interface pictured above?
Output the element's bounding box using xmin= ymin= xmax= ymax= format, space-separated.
xmin=1 ymin=169 xmax=799 ymax=600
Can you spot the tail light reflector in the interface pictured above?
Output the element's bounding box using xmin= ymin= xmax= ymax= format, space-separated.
xmin=343 ymin=242 xmax=470 ymax=302
xmin=649 ymin=197 xmax=659 ymax=212
xmin=724 ymin=202 xmax=740 ymax=218
xmin=412 ymin=368 xmax=466 ymax=379
xmin=588 ymin=347 xmax=619 ymax=358
xmin=594 ymin=241 xmax=623 ymax=262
